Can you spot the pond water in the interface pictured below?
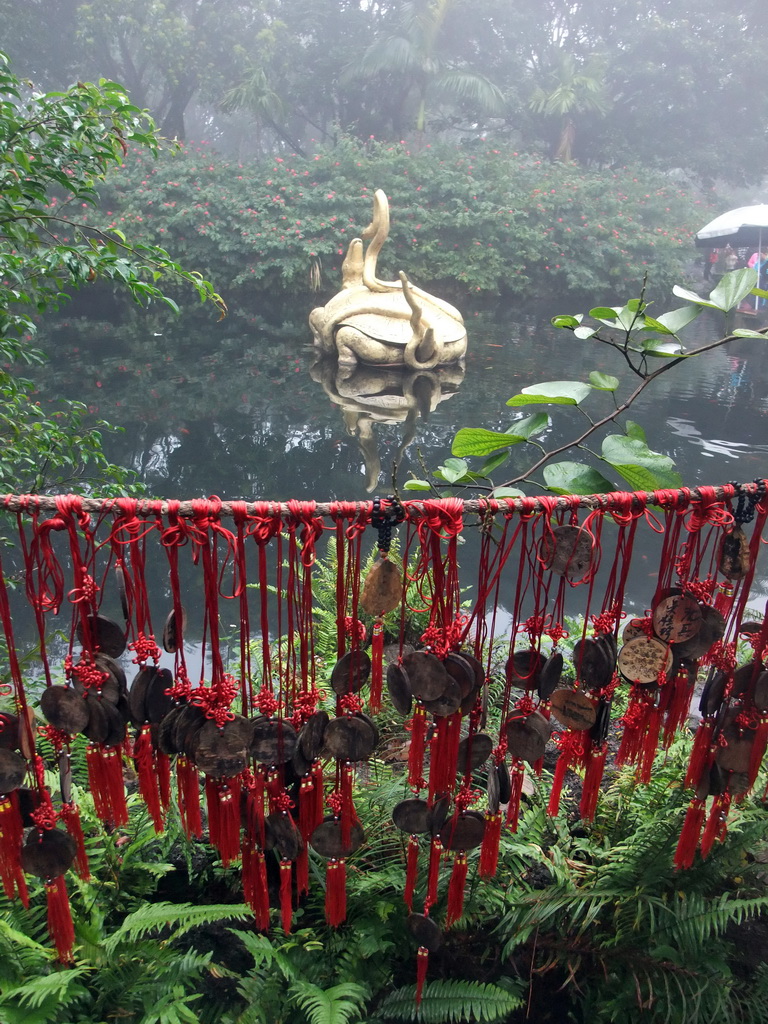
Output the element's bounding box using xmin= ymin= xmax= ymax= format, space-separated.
xmin=13 ymin=292 xmax=766 ymax=668
xmin=37 ymin=298 xmax=768 ymax=504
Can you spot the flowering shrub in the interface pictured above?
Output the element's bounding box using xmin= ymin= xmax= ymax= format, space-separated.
xmin=86 ymin=138 xmax=715 ymax=308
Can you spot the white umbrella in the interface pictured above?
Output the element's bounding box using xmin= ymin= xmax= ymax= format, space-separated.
xmin=696 ymin=204 xmax=768 ymax=312
xmin=695 ymin=204 xmax=768 ymax=249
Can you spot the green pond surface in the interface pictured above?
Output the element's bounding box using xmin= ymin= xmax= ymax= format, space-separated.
xmin=38 ymin=299 xmax=768 ymax=502
xmin=26 ymin=294 xmax=768 ymax=629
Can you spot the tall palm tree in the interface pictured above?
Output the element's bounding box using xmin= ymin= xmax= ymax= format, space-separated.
xmin=528 ymin=52 xmax=611 ymax=162
xmin=345 ymin=0 xmax=506 ymax=136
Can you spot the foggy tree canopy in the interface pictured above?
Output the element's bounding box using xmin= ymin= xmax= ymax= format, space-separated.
xmin=2 ymin=0 xmax=766 ymax=183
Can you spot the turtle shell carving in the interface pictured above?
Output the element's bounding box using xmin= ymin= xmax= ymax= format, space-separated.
xmin=309 ymin=189 xmax=468 ymax=370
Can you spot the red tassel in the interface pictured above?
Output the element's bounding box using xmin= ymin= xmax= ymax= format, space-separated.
xmin=714 ymin=581 xmax=735 ymax=618
xmin=428 ymin=717 xmax=450 ymax=801
xmin=242 ymin=843 xmax=270 ymax=930
xmin=616 ymin=690 xmax=649 ymax=766
xmin=404 ymin=834 xmax=419 ymax=910
xmin=424 ymin=836 xmax=442 ymax=912
xmin=59 ymin=803 xmax=90 ymax=880
xmin=86 ymin=745 xmax=128 ymax=827
xmin=134 ymin=725 xmax=164 ymax=832
xmin=0 ymin=795 xmax=27 ymax=904
xmin=662 ymin=671 xmax=694 ymax=747
xmin=415 ymin=945 xmax=429 ymax=1006
xmin=205 ymin=776 xmax=220 ymax=848
xmin=312 ymin=760 xmax=324 ymax=827
xmin=579 ymin=745 xmax=607 ymax=822
xmin=408 ymin=705 xmax=428 ymax=790
xmin=637 ymin=706 xmax=662 ymax=785
xmin=369 ymin=619 xmax=384 ymax=713
xmin=445 ymin=851 xmax=468 ymax=926
xmin=279 ymin=859 xmax=293 ymax=932
xmin=45 ymin=875 xmax=75 ymax=963
xmin=700 ymin=794 xmax=730 ymax=859
xmin=243 ymin=770 xmax=266 ymax=848
xmin=176 ymin=756 xmax=202 ymax=838
xmin=674 ymin=798 xmax=706 ymax=869
xmin=547 ymin=754 xmax=570 ymax=817
xmin=207 ymin=780 xmax=241 ymax=867
xmin=105 ymin=746 xmax=128 ymax=827
xmin=157 ymin=751 xmax=172 ymax=811
xmin=325 ymin=858 xmax=347 ymax=926
xmin=478 ymin=812 xmax=502 ymax=878
xmin=340 ymin=763 xmax=355 ymax=848
xmin=684 ymin=720 xmax=714 ymax=789
xmin=506 ymin=762 xmax=525 ymax=833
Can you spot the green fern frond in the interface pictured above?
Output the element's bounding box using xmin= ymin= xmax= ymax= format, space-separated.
xmin=0 ymin=966 xmax=89 ymax=1010
xmin=231 ymin=929 xmax=299 ymax=982
xmin=104 ymin=902 xmax=252 ymax=953
xmin=0 ymin=917 xmax=51 ymax=958
xmin=374 ymin=978 xmax=523 ymax=1022
xmin=290 ymin=980 xmax=369 ymax=1024
xmin=655 ymin=891 xmax=768 ymax=948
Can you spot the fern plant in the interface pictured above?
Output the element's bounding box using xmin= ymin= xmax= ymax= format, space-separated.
xmin=494 ymin=737 xmax=768 ymax=1023
xmin=373 ymin=978 xmax=523 ymax=1023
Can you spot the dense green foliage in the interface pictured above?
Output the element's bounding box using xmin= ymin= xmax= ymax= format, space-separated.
xmin=83 ymin=136 xmax=710 ymax=308
xmin=1 ymin=0 xmax=765 ymax=186
xmin=0 ymin=52 xmax=221 ymax=494
xmin=3 ymin=734 xmax=768 ymax=1022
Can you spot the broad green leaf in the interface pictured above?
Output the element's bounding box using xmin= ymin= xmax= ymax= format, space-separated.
xmin=606 ymin=462 xmax=681 ymax=491
xmin=492 ymin=487 xmax=525 ymax=498
xmin=573 ymin=325 xmax=597 ymax=339
xmin=551 ymin=314 xmax=582 ymax=328
xmin=542 ymin=462 xmax=616 ymax=495
xmin=440 ymin=457 xmax=469 ymax=483
xmin=452 ymin=428 xmax=525 ymax=457
xmin=709 ymin=267 xmax=758 ymax=311
xmin=672 ymin=284 xmax=722 ymax=310
xmin=640 ymin=338 xmax=683 ymax=357
xmin=508 ymin=412 xmax=550 ymax=438
xmin=626 ymin=298 xmax=646 ymax=313
xmin=601 ymin=434 xmax=681 ymax=490
xmin=481 ymin=450 xmax=510 ymax=475
xmin=654 ymin=305 xmax=701 ymax=334
xmin=614 ymin=304 xmax=643 ymax=330
xmin=733 ymin=328 xmax=766 ymax=338
xmin=588 ymin=306 xmax=619 ymax=320
xmin=589 ymin=371 xmax=619 ymax=391
xmin=624 ymin=420 xmax=646 ymax=442
xmin=506 ymin=381 xmax=591 ymax=407
xmin=639 ymin=315 xmax=674 ymax=335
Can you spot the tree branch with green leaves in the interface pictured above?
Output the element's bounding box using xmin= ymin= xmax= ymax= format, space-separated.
xmin=405 ymin=268 xmax=768 ymax=498
xmin=0 ymin=50 xmax=225 ymax=494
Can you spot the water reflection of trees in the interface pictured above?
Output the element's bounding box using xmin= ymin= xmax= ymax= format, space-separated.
xmin=32 ymin=303 xmax=768 ymax=500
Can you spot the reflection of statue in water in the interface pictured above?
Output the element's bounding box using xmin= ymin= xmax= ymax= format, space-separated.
xmin=309 ymin=189 xmax=467 ymax=370
xmin=310 ymin=357 xmax=465 ymax=492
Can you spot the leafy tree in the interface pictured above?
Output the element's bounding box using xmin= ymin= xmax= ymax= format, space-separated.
xmin=519 ymin=0 xmax=768 ymax=182
xmin=343 ymin=0 xmax=507 ymax=138
xmin=0 ymin=51 xmax=223 ymax=493
xmin=528 ymin=51 xmax=611 ymax=162
xmin=73 ymin=0 xmax=267 ymax=140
